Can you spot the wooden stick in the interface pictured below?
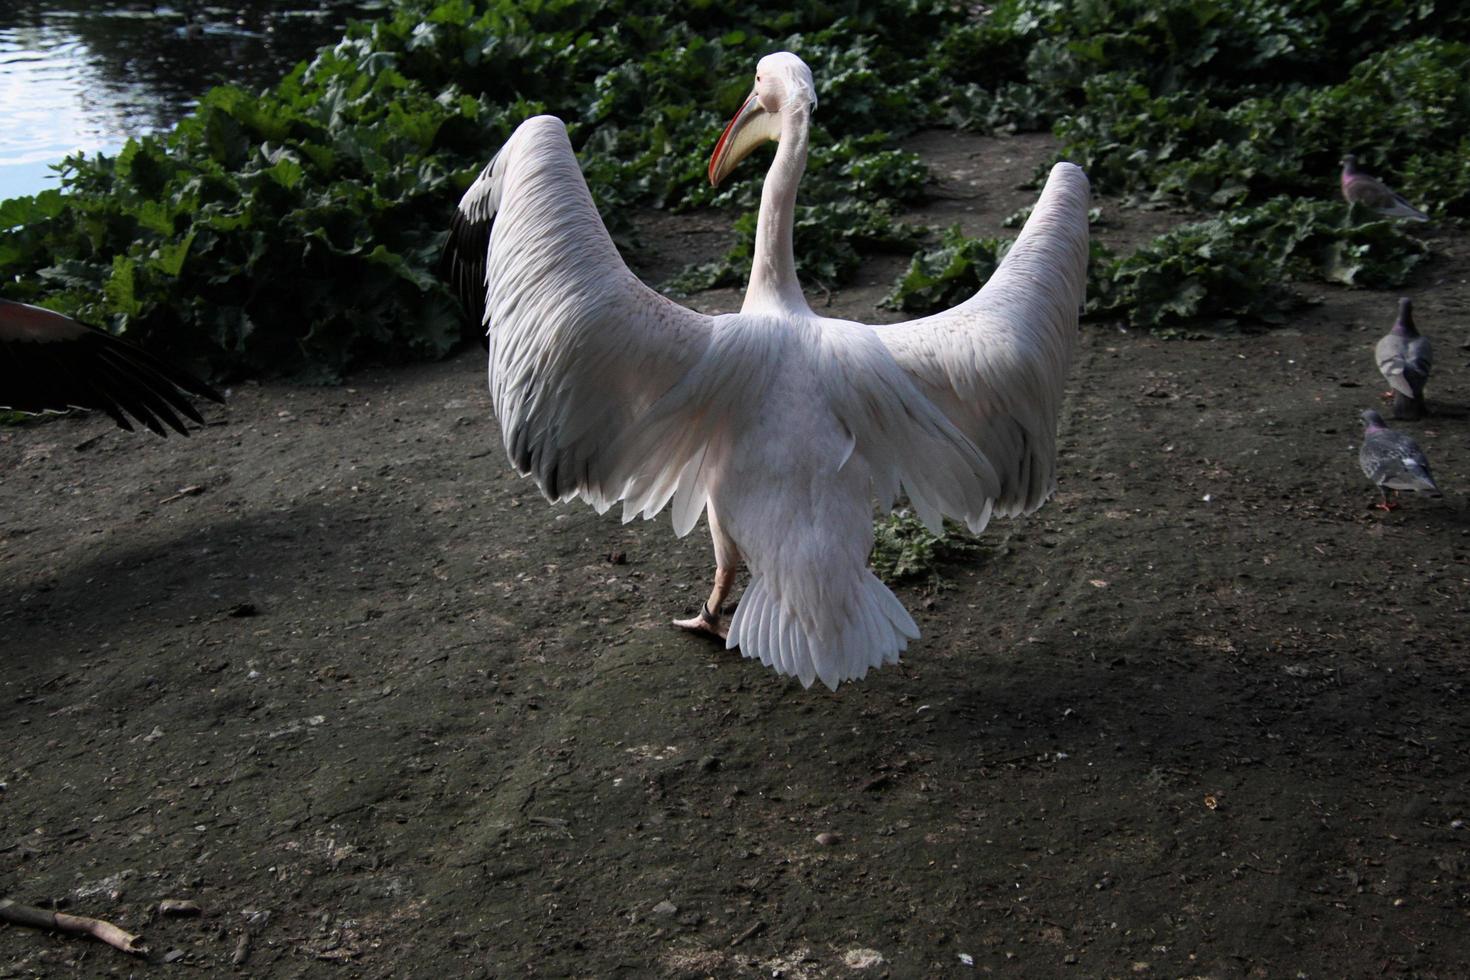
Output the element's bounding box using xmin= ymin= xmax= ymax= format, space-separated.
xmin=729 ymin=920 xmax=765 ymax=947
xmin=232 ymin=931 xmax=252 ymax=966
xmin=0 ymin=898 xmax=146 ymax=956
xmin=158 ymin=898 xmax=202 ymax=917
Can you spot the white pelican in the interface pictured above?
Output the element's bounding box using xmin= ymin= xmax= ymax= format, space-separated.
xmin=445 ymin=52 xmax=1090 ymax=690
xmin=0 ymin=298 xmax=222 ymax=436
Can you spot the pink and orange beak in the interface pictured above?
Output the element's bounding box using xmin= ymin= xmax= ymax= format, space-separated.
xmin=708 ymin=92 xmax=781 ymax=187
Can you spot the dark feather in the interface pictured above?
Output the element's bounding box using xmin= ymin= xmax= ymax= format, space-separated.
xmin=0 ymin=299 xmax=223 ymax=436
xmin=440 ymin=183 xmax=496 ymax=350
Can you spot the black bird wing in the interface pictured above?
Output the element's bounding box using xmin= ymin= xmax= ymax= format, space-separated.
xmin=0 ymin=299 xmax=223 ymax=436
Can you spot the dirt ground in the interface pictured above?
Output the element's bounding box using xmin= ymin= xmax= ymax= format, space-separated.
xmin=3 ymin=131 xmax=1469 ymax=978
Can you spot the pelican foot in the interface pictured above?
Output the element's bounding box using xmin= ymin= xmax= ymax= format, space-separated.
xmin=674 ymin=603 xmax=728 ymax=641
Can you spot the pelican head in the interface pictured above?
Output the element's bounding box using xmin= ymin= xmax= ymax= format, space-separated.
xmin=708 ymin=52 xmax=817 ymax=187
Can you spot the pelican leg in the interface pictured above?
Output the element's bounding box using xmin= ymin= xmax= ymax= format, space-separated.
xmin=674 ymin=507 xmax=741 ymax=640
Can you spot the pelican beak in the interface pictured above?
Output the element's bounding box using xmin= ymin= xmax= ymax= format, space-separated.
xmin=708 ymin=92 xmax=781 ymax=187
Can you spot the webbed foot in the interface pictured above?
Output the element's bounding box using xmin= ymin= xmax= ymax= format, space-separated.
xmin=674 ymin=602 xmax=728 ymax=641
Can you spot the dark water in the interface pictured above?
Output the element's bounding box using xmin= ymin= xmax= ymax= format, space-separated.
xmin=0 ymin=0 xmax=388 ymax=201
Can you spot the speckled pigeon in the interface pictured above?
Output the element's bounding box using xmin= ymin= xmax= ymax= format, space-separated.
xmin=1374 ymin=297 xmax=1432 ymax=419
xmin=1340 ymin=155 xmax=1429 ymax=221
xmin=1359 ymin=409 xmax=1440 ymax=510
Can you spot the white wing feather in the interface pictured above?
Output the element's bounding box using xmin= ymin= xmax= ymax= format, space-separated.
xmin=445 ymin=115 xmax=717 ymax=519
xmin=877 ymin=161 xmax=1090 ymax=530
xmin=814 ymin=317 xmax=1001 ymax=535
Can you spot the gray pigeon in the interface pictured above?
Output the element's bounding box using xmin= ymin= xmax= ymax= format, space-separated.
xmin=1359 ymin=409 xmax=1440 ymax=510
xmin=1341 ymin=155 xmax=1430 ymax=221
xmin=1374 ymin=297 xmax=1432 ymax=419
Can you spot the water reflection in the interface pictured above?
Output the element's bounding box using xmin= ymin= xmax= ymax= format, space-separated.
xmin=0 ymin=0 xmax=388 ymax=201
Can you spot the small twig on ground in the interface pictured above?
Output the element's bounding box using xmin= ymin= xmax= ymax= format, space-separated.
xmin=977 ymin=752 xmax=1048 ymax=770
xmin=528 ymin=815 xmax=573 ymax=838
xmin=233 ymin=909 xmax=272 ymax=966
xmin=159 ymin=484 xmax=206 ymax=505
xmin=0 ymin=898 xmax=146 ymax=955
xmin=729 ymin=920 xmax=765 ymax=947
xmin=232 ymin=932 xmax=252 ymax=966
xmin=158 ymin=899 xmax=202 ymax=917
xmin=1240 ymin=863 xmax=1283 ymax=876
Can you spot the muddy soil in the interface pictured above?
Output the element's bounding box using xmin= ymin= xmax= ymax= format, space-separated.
xmin=2 ymin=131 xmax=1469 ymax=978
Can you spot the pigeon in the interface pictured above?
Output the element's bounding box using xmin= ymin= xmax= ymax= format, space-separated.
xmin=1374 ymin=297 xmax=1431 ymax=419
xmin=1359 ymin=409 xmax=1440 ymax=510
xmin=1340 ymin=155 xmax=1429 ymax=221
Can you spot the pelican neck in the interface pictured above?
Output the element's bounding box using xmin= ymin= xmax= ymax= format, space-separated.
xmin=741 ymin=105 xmax=812 ymax=317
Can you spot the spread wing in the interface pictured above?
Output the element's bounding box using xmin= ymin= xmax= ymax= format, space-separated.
xmin=443 ymin=115 xmax=719 ymax=523
xmin=875 ymin=161 xmax=1090 ymax=530
xmin=0 ymin=299 xmax=222 ymax=436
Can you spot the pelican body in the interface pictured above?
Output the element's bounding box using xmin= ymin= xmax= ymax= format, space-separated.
xmin=445 ymin=53 xmax=1090 ymax=689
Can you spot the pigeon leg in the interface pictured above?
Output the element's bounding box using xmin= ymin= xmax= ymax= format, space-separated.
xmin=674 ymin=506 xmax=741 ymax=640
xmin=1374 ymin=487 xmax=1399 ymax=511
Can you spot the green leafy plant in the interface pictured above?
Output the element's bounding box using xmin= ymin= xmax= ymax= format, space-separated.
xmin=2 ymin=0 xmax=1462 ymax=381
xmin=668 ymin=197 xmax=922 ymax=295
xmin=871 ymin=509 xmax=985 ymax=586
xmin=1055 ymin=37 xmax=1470 ymax=214
xmin=887 ymin=198 xmax=1425 ymax=331
xmin=1 ymin=46 xmax=487 ymax=379
xmin=1091 ymin=198 xmax=1427 ymax=329
xmin=0 ymin=0 xmax=989 ymax=379
xmin=881 ymin=225 xmax=1010 ymax=314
